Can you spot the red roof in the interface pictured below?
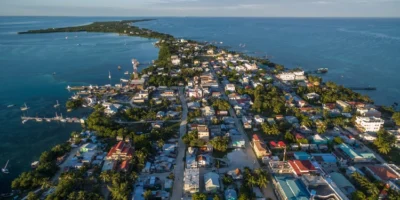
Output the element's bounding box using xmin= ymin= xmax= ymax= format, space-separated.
xmin=116 ymin=141 xmax=124 ymax=151
xmin=289 ymin=160 xmax=316 ymax=176
xmin=366 ymin=165 xmax=400 ymax=181
xmin=120 ymin=160 xmax=129 ymax=170
xmin=278 ymin=141 xmax=286 ymax=147
xmin=295 ymin=133 xmax=304 ymax=139
xmin=270 ymin=141 xmax=277 ymax=147
xmin=253 ymin=134 xmax=260 ymax=141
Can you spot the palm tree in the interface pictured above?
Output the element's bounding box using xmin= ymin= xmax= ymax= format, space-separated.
xmin=143 ymin=190 xmax=152 ymax=200
xmin=247 ymin=175 xmax=257 ymax=188
xmin=130 ymin=171 xmax=138 ymax=182
xmin=157 ymin=139 xmax=165 ymax=149
xmin=100 ymin=171 xmax=111 ymax=183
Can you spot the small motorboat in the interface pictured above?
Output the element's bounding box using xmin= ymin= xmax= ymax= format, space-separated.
xmin=2 ymin=160 xmax=9 ymax=174
xmin=7 ymin=104 xmax=14 ymax=108
xmin=20 ymin=103 xmax=29 ymax=111
xmin=22 ymin=119 xmax=28 ymax=124
xmin=31 ymin=161 xmax=39 ymax=169
xmin=36 ymin=118 xmax=43 ymax=122
xmin=124 ymin=71 xmax=129 ymax=75
xmin=118 ymin=66 xmax=122 ymax=70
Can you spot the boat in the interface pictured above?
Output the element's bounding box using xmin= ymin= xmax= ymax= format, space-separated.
xmin=31 ymin=161 xmax=39 ymax=169
xmin=45 ymin=118 xmax=51 ymax=122
xmin=317 ymin=68 xmax=328 ymax=74
xmin=124 ymin=71 xmax=129 ymax=75
xmin=20 ymin=103 xmax=29 ymax=111
xmin=65 ymin=36 xmax=68 ymax=39
xmin=36 ymin=118 xmax=43 ymax=122
xmin=118 ymin=66 xmax=121 ymax=70
xmin=60 ymin=113 xmax=66 ymax=123
xmin=22 ymin=119 xmax=28 ymax=124
xmin=120 ymin=78 xmax=129 ymax=83
xmin=67 ymin=85 xmax=71 ymax=90
xmin=7 ymin=104 xmax=14 ymax=108
xmin=2 ymin=160 xmax=9 ymax=174
xmin=54 ymin=100 xmax=60 ymax=108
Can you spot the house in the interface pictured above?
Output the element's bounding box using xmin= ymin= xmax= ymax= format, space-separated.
xmin=288 ymin=160 xmax=317 ymax=176
xmin=355 ymin=116 xmax=384 ymax=132
xmin=242 ymin=116 xmax=252 ymax=129
xmin=227 ymin=168 xmax=243 ymax=180
xmin=306 ymin=92 xmax=320 ymax=100
xmin=80 ymin=143 xmax=97 ymax=152
xmin=119 ymin=160 xmax=130 ymax=172
xmin=336 ymin=100 xmax=350 ymax=111
xmin=225 ymin=189 xmax=238 ymax=200
xmin=160 ymin=90 xmax=175 ymax=97
xmin=204 ymin=172 xmax=220 ymax=193
xmin=171 ymin=55 xmax=181 ymax=65
xmin=184 ymin=168 xmax=200 ymax=194
xmin=254 ymin=115 xmax=265 ymax=124
xmin=103 ymin=103 xmax=122 ymax=115
xmin=252 ymin=134 xmax=270 ymax=158
xmin=277 ymin=71 xmax=306 ymax=81
xmin=231 ymin=135 xmax=245 ymax=148
xmin=329 ymin=172 xmax=356 ymax=197
xmin=357 ymin=107 xmax=382 ymax=118
xmin=285 ymin=116 xmax=299 ymax=124
xmin=335 ymin=143 xmax=376 ymax=163
xmin=364 ymin=164 xmax=400 ymax=182
xmin=156 ymin=111 xmax=165 ymax=119
xmin=202 ymin=106 xmax=215 ymax=117
xmin=187 ymin=101 xmax=201 ymax=110
xmin=294 ymin=152 xmax=311 ymax=160
xmin=188 ymin=88 xmax=203 ymax=98
xmin=197 ymin=125 xmax=210 ymax=142
xmin=300 ymin=175 xmax=344 ymax=200
xmin=225 ymin=84 xmax=236 ymax=92
xmin=273 ymin=175 xmax=310 ymax=200
xmin=106 ymin=141 xmax=134 ymax=161
xmin=197 ymin=155 xmax=211 ymax=167
xmin=207 ymin=49 xmax=214 ymax=55
xmin=311 ymin=153 xmax=338 ymax=173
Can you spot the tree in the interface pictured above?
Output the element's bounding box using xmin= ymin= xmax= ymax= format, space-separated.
xmin=351 ymin=190 xmax=366 ymax=200
xmin=143 ymin=190 xmax=152 ymax=200
xmin=317 ymin=121 xmax=327 ymax=134
xmin=392 ymin=112 xmax=400 ymax=126
xmin=213 ymin=195 xmax=221 ymax=200
xmin=192 ymin=193 xmax=207 ymax=200
xmin=108 ymin=181 xmax=130 ymax=200
xmin=100 ymin=171 xmax=111 ymax=183
xmin=210 ymin=136 xmax=229 ymax=152
xmin=373 ymin=129 xmax=396 ymax=154
xmin=212 ymin=99 xmax=231 ymax=110
xmin=333 ymin=136 xmax=344 ymax=144
xmin=157 ymin=139 xmax=165 ymax=149
xmin=27 ymin=192 xmax=40 ymax=200
xmin=284 ymin=131 xmax=295 ymax=143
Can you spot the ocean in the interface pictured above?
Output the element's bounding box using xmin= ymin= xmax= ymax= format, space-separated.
xmin=0 ymin=16 xmax=399 ymax=192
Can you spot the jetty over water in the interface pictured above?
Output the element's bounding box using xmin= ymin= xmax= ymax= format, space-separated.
xmin=347 ymin=86 xmax=377 ymax=91
xmin=21 ymin=116 xmax=84 ymax=124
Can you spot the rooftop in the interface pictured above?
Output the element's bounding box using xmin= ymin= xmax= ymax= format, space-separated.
xmin=274 ymin=176 xmax=310 ymax=200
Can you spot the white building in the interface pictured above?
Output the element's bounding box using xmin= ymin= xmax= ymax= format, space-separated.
xmin=225 ymin=84 xmax=236 ymax=92
xmin=244 ymin=63 xmax=258 ymax=71
xmin=355 ymin=116 xmax=384 ymax=132
xmin=357 ymin=107 xmax=381 ymax=118
xmin=277 ymin=71 xmax=306 ymax=81
xmin=184 ymin=168 xmax=200 ymax=194
xmin=171 ymin=55 xmax=181 ymax=65
xmin=204 ymin=172 xmax=220 ymax=193
xmin=188 ymin=88 xmax=203 ymax=98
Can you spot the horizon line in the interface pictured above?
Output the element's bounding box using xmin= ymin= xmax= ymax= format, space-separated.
xmin=1 ymin=15 xmax=400 ymax=19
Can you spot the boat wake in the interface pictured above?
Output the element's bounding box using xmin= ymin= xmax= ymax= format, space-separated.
xmin=337 ymin=28 xmax=400 ymax=41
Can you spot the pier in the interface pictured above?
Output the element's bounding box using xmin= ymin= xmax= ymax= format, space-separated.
xmin=21 ymin=116 xmax=84 ymax=124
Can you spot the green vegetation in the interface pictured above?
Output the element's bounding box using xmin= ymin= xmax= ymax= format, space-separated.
xmin=242 ymin=85 xmax=285 ymax=114
xmin=373 ymin=129 xmax=396 ymax=155
xmin=124 ymin=107 xmax=156 ymax=121
xmin=212 ymin=99 xmax=231 ymax=111
xmin=12 ymin=143 xmax=71 ymax=191
xmin=210 ymin=136 xmax=229 ymax=152
xmin=182 ymin=130 xmax=206 ymax=147
xmin=261 ymin=123 xmax=280 ymax=135
xmin=66 ymin=98 xmax=83 ymax=110
xmin=19 ymin=19 xmax=173 ymax=40
xmin=192 ymin=193 xmax=207 ymax=200
xmin=351 ymin=172 xmax=379 ymax=200
xmin=392 ymin=112 xmax=400 ymax=126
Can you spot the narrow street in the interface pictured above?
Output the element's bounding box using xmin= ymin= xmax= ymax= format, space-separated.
xmin=170 ymin=87 xmax=188 ymax=200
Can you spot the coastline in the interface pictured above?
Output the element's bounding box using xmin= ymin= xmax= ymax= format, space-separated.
xmin=6 ymin=18 xmax=400 ymax=199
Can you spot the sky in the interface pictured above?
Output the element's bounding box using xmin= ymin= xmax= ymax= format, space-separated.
xmin=0 ymin=0 xmax=400 ymax=17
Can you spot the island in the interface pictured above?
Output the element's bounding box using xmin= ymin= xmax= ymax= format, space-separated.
xmin=8 ymin=19 xmax=400 ymax=200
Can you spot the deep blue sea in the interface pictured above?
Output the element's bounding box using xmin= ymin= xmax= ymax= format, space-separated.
xmin=0 ymin=16 xmax=399 ymax=192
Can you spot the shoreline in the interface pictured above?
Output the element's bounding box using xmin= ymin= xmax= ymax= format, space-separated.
xmin=6 ymin=18 xmax=400 ymax=199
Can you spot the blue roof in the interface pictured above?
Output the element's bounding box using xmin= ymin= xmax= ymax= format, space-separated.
xmin=311 ymin=153 xmax=337 ymax=163
xmin=294 ymin=152 xmax=310 ymax=160
xmin=274 ymin=176 xmax=310 ymax=200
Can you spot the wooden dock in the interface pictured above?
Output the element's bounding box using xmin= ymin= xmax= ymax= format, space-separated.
xmin=21 ymin=116 xmax=84 ymax=124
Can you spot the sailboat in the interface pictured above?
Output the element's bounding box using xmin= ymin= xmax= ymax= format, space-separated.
xmin=60 ymin=113 xmax=66 ymax=123
xmin=20 ymin=103 xmax=29 ymax=111
xmin=54 ymin=100 xmax=60 ymax=108
xmin=2 ymin=160 xmax=9 ymax=174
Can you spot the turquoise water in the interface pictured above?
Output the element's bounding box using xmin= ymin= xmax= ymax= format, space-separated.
xmin=1 ymin=16 xmax=399 ymax=192
xmin=0 ymin=17 xmax=158 ymax=192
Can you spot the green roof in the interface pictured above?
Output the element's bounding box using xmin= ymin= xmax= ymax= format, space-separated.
xmin=330 ymin=172 xmax=355 ymax=189
xmin=338 ymin=144 xmax=360 ymax=159
xmin=275 ymin=176 xmax=310 ymax=200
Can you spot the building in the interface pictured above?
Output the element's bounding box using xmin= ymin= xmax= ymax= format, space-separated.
xmin=225 ymin=84 xmax=236 ymax=92
xmin=242 ymin=116 xmax=252 ymax=129
xmin=277 ymin=71 xmax=306 ymax=81
xmin=80 ymin=143 xmax=97 ymax=152
xmin=288 ymin=160 xmax=317 ymax=176
xmin=329 ymin=172 xmax=356 ymax=197
xmin=252 ymin=134 xmax=270 ymax=158
xmin=273 ymin=175 xmax=310 ymax=200
xmin=225 ymin=189 xmax=238 ymax=200
xmin=364 ymin=164 xmax=400 ymax=182
xmin=301 ymin=175 xmax=345 ymax=200
xmin=306 ymin=92 xmax=320 ymax=100
xmin=357 ymin=107 xmax=382 ymax=118
xmin=184 ymin=168 xmax=200 ymax=194
xmin=336 ymin=100 xmax=350 ymax=111
xmin=204 ymin=172 xmax=220 ymax=193
xmin=197 ymin=125 xmax=210 ymax=142
xmin=231 ymin=135 xmax=245 ymax=148
xmin=334 ymin=143 xmax=376 ymax=163
xmin=207 ymin=49 xmax=214 ymax=55
xmin=188 ymin=88 xmax=203 ymax=98
xmin=106 ymin=141 xmax=134 ymax=160
xmin=171 ymin=55 xmax=181 ymax=65
xmin=355 ymin=116 xmax=384 ymax=132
